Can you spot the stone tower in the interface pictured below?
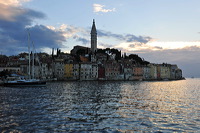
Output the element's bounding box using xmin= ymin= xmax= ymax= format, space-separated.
xmin=91 ymin=19 xmax=97 ymax=53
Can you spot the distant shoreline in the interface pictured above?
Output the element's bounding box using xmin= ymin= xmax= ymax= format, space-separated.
xmin=0 ymin=77 xmax=186 ymax=86
xmin=47 ymin=77 xmax=186 ymax=82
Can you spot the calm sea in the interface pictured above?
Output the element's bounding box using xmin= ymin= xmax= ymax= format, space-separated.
xmin=0 ymin=78 xmax=200 ymax=132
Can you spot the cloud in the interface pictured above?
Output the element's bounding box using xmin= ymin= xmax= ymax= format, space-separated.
xmin=129 ymin=43 xmax=143 ymax=48
xmin=29 ymin=25 xmax=66 ymax=48
xmin=153 ymin=46 xmax=163 ymax=49
xmin=0 ymin=0 xmax=30 ymax=6
xmin=73 ymin=35 xmax=89 ymax=45
xmin=93 ymin=4 xmax=115 ymax=13
xmin=98 ymin=30 xmax=153 ymax=44
xmin=98 ymin=42 xmax=114 ymax=48
xmin=125 ymin=34 xmax=152 ymax=44
xmin=128 ymin=43 xmax=163 ymax=50
xmin=0 ymin=1 xmax=67 ymax=55
xmin=48 ymin=24 xmax=91 ymax=46
xmin=47 ymin=24 xmax=83 ymax=38
xmin=0 ymin=0 xmax=31 ymax=21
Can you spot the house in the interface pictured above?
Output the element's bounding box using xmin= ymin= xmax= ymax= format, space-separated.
xmin=143 ymin=66 xmax=150 ymax=80
xmin=170 ymin=65 xmax=178 ymax=80
xmin=123 ymin=61 xmax=133 ymax=80
xmin=73 ymin=63 xmax=80 ymax=80
xmin=98 ymin=65 xmax=105 ymax=80
xmin=80 ymin=63 xmax=98 ymax=80
xmin=104 ymin=61 xmax=122 ymax=80
xmin=52 ymin=59 xmax=65 ymax=80
xmin=149 ymin=63 xmax=157 ymax=80
xmin=159 ymin=64 xmax=171 ymax=80
xmin=133 ymin=66 xmax=143 ymax=80
xmin=70 ymin=45 xmax=90 ymax=55
xmin=175 ymin=69 xmax=182 ymax=79
xmin=64 ymin=64 xmax=74 ymax=80
xmin=0 ymin=67 xmax=21 ymax=73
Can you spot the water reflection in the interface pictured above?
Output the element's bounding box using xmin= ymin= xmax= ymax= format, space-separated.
xmin=0 ymin=79 xmax=200 ymax=132
xmin=117 ymin=80 xmax=200 ymax=132
xmin=59 ymin=81 xmax=123 ymax=132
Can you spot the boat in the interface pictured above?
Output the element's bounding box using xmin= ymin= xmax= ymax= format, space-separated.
xmin=4 ymin=30 xmax=46 ymax=87
xmin=4 ymin=79 xmax=46 ymax=87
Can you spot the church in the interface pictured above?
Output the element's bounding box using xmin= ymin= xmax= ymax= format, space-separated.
xmin=91 ymin=19 xmax=97 ymax=53
xmin=70 ymin=19 xmax=97 ymax=55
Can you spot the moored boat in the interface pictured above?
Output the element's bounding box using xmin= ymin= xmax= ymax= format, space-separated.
xmin=3 ymin=30 xmax=46 ymax=87
xmin=4 ymin=79 xmax=46 ymax=87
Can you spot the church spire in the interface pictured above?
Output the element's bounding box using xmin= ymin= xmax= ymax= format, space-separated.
xmin=91 ymin=19 xmax=97 ymax=34
xmin=91 ymin=19 xmax=97 ymax=53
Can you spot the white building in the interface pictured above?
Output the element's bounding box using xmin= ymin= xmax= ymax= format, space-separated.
xmin=143 ymin=66 xmax=150 ymax=80
xmin=73 ymin=64 xmax=80 ymax=80
xmin=53 ymin=59 xmax=65 ymax=80
xmin=80 ymin=63 xmax=98 ymax=80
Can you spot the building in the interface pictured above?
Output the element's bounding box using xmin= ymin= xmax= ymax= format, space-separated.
xmin=80 ymin=63 xmax=98 ymax=80
xmin=175 ymin=69 xmax=182 ymax=79
xmin=98 ymin=65 xmax=105 ymax=80
xmin=133 ymin=66 xmax=143 ymax=80
xmin=96 ymin=53 xmax=108 ymax=63
xmin=143 ymin=66 xmax=150 ymax=80
xmin=64 ymin=64 xmax=74 ymax=80
xmin=105 ymin=61 xmax=122 ymax=80
xmin=52 ymin=59 xmax=64 ymax=80
xmin=157 ymin=64 xmax=171 ymax=80
xmin=0 ymin=67 xmax=21 ymax=73
xmin=170 ymin=65 xmax=178 ymax=80
xmin=91 ymin=19 xmax=97 ymax=53
xmin=123 ymin=60 xmax=134 ymax=80
xmin=70 ymin=46 xmax=90 ymax=55
xmin=149 ymin=63 xmax=157 ymax=80
xmin=73 ymin=63 xmax=80 ymax=80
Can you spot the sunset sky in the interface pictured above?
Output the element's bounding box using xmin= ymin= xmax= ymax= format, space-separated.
xmin=0 ymin=0 xmax=200 ymax=77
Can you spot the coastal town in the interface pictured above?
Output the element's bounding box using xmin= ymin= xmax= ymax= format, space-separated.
xmin=0 ymin=20 xmax=183 ymax=81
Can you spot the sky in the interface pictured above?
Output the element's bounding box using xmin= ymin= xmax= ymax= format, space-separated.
xmin=0 ymin=0 xmax=200 ymax=77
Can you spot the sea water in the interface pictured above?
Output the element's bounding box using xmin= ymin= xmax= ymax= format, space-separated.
xmin=0 ymin=78 xmax=199 ymax=132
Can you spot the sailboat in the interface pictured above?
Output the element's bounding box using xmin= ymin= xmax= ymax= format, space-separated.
xmin=4 ymin=30 xmax=46 ymax=87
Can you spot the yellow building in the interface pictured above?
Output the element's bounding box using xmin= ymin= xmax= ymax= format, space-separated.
xmin=64 ymin=64 xmax=73 ymax=79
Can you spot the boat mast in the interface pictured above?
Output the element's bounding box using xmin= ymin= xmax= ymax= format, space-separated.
xmin=32 ymin=41 xmax=35 ymax=79
xmin=27 ymin=29 xmax=31 ymax=79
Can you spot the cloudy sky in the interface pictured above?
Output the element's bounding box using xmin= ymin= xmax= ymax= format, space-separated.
xmin=0 ymin=0 xmax=200 ymax=77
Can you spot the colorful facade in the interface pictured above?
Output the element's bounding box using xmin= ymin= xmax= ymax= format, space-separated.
xmin=64 ymin=64 xmax=73 ymax=79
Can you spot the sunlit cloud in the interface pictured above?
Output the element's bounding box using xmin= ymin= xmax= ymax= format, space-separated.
xmin=0 ymin=0 xmax=30 ymax=6
xmin=0 ymin=4 xmax=23 ymax=21
xmin=0 ymin=0 xmax=33 ymax=21
xmin=93 ymin=4 xmax=116 ymax=13
xmin=147 ymin=41 xmax=200 ymax=49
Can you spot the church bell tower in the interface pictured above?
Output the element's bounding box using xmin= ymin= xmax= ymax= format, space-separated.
xmin=91 ymin=19 xmax=97 ymax=53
